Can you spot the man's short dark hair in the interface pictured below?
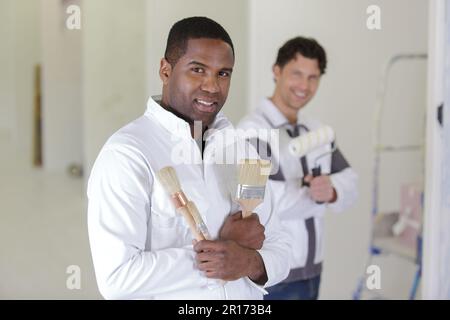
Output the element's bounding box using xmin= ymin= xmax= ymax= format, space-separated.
xmin=275 ymin=36 xmax=327 ymax=75
xmin=164 ymin=16 xmax=234 ymax=66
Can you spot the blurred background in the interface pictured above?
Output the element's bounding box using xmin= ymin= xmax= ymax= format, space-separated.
xmin=0 ymin=0 xmax=448 ymax=299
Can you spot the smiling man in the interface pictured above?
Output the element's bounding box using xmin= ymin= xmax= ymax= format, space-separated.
xmin=160 ymin=36 xmax=233 ymax=131
xmin=87 ymin=17 xmax=290 ymax=300
xmin=238 ymin=37 xmax=358 ymax=300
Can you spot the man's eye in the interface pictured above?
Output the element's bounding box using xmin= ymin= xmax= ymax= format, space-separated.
xmin=219 ymin=71 xmax=230 ymax=77
xmin=192 ymin=67 xmax=204 ymax=73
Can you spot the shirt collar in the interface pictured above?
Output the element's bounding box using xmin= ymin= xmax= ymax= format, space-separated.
xmin=144 ymin=95 xmax=233 ymax=140
xmin=144 ymin=96 xmax=192 ymax=139
xmin=258 ymin=97 xmax=303 ymax=129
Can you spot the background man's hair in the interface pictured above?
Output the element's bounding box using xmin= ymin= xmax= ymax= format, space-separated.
xmin=275 ymin=36 xmax=327 ymax=74
xmin=164 ymin=16 xmax=234 ymax=66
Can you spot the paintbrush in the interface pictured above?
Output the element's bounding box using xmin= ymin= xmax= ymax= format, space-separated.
xmin=236 ymin=159 xmax=272 ymax=218
xmin=157 ymin=167 xmax=226 ymax=287
xmin=157 ymin=166 xmax=210 ymax=241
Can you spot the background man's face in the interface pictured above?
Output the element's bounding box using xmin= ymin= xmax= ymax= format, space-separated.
xmin=273 ymin=53 xmax=321 ymax=112
xmin=161 ymin=38 xmax=234 ymax=128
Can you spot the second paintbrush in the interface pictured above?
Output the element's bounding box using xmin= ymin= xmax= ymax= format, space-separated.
xmin=236 ymin=159 xmax=272 ymax=218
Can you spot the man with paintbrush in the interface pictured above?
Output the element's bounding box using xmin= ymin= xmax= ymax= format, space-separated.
xmin=87 ymin=17 xmax=290 ymax=299
xmin=238 ymin=37 xmax=358 ymax=300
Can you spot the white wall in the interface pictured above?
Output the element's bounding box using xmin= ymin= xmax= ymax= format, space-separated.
xmin=145 ymin=0 xmax=248 ymax=125
xmin=5 ymin=0 xmax=41 ymax=166
xmin=0 ymin=0 xmax=15 ymax=138
xmin=249 ymin=0 xmax=428 ymax=299
xmin=82 ymin=0 xmax=248 ymax=178
xmin=82 ymin=0 xmax=147 ymax=176
xmin=423 ymin=0 xmax=445 ymax=300
xmin=41 ymin=0 xmax=82 ymax=172
xmin=423 ymin=0 xmax=450 ymax=300
xmin=441 ymin=2 xmax=450 ymax=295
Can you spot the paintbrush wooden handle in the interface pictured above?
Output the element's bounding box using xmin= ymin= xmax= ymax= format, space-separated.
xmin=186 ymin=201 xmax=212 ymax=240
xmin=185 ymin=202 xmax=228 ymax=286
xmin=242 ymin=210 xmax=253 ymax=218
xmin=176 ymin=206 xmax=205 ymax=241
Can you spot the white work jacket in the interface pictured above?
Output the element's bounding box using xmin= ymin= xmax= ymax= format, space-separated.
xmin=238 ymin=98 xmax=358 ymax=279
xmin=87 ymin=97 xmax=291 ymax=299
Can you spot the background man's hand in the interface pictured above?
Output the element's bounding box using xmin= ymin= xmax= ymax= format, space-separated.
xmin=304 ymin=174 xmax=337 ymax=203
xmin=194 ymin=240 xmax=267 ymax=284
xmin=219 ymin=211 xmax=265 ymax=250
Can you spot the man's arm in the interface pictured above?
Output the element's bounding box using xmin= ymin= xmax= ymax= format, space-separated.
xmin=192 ymin=186 xmax=290 ymax=288
xmin=191 ymin=210 xmax=267 ymax=284
xmin=304 ymin=174 xmax=337 ymax=203
xmin=219 ymin=211 xmax=265 ymax=250
xmin=328 ymin=167 xmax=359 ymax=212
xmin=88 ymin=146 xmax=207 ymax=299
xmin=244 ymin=134 xmax=324 ymax=220
xmin=194 ymin=185 xmax=291 ymax=288
xmin=253 ymin=185 xmax=292 ymax=287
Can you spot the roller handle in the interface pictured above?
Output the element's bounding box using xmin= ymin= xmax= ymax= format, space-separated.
xmin=302 ymin=166 xmax=321 ymax=187
xmin=302 ymin=166 xmax=324 ymax=204
xmin=312 ymin=166 xmax=321 ymax=178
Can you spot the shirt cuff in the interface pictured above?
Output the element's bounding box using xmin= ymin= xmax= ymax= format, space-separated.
xmin=255 ymin=248 xmax=280 ymax=291
xmin=245 ymin=277 xmax=268 ymax=295
xmin=328 ymin=174 xmax=345 ymax=212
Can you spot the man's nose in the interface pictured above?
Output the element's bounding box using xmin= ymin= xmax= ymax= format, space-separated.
xmin=201 ymin=75 xmax=220 ymax=94
xmin=297 ymin=77 xmax=309 ymax=91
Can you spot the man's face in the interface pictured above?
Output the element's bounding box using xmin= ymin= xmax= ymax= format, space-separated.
xmin=273 ymin=53 xmax=321 ymax=112
xmin=160 ymin=38 xmax=234 ymax=128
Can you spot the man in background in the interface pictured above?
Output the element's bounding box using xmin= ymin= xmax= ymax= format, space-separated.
xmin=238 ymin=36 xmax=358 ymax=300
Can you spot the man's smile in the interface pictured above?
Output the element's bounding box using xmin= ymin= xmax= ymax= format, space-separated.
xmin=193 ymin=98 xmax=218 ymax=113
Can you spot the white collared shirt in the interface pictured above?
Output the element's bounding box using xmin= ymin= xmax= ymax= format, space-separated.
xmin=238 ymin=98 xmax=358 ymax=273
xmin=87 ymin=97 xmax=291 ymax=299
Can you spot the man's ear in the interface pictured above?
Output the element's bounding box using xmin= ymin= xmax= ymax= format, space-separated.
xmin=272 ymin=64 xmax=281 ymax=83
xmin=159 ymin=58 xmax=172 ymax=85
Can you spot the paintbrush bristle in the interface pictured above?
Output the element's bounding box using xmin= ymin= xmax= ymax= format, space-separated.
xmin=157 ymin=166 xmax=181 ymax=194
xmin=237 ymin=159 xmax=271 ymax=186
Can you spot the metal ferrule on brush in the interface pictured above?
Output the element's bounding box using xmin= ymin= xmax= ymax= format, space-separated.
xmin=171 ymin=192 xmax=188 ymax=209
xmin=236 ymin=184 xmax=266 ymax=199
xmin=196 ymin=222 xmax=211 ymax=240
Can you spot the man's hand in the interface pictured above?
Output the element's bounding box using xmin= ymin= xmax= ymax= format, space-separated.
xmin=194 ymin=240 xmax=267 ymax=284
xmin=219 ymin=211 xmax=265 ymax=250
xmin=304 ymin=175 xmax=337 ymax=203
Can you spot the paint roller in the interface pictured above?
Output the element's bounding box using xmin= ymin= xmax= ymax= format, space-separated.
xmin=288 ymin=125 xmax=335 ymax=158
xmin=288 ymin=125 xmax=336 ymax=203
